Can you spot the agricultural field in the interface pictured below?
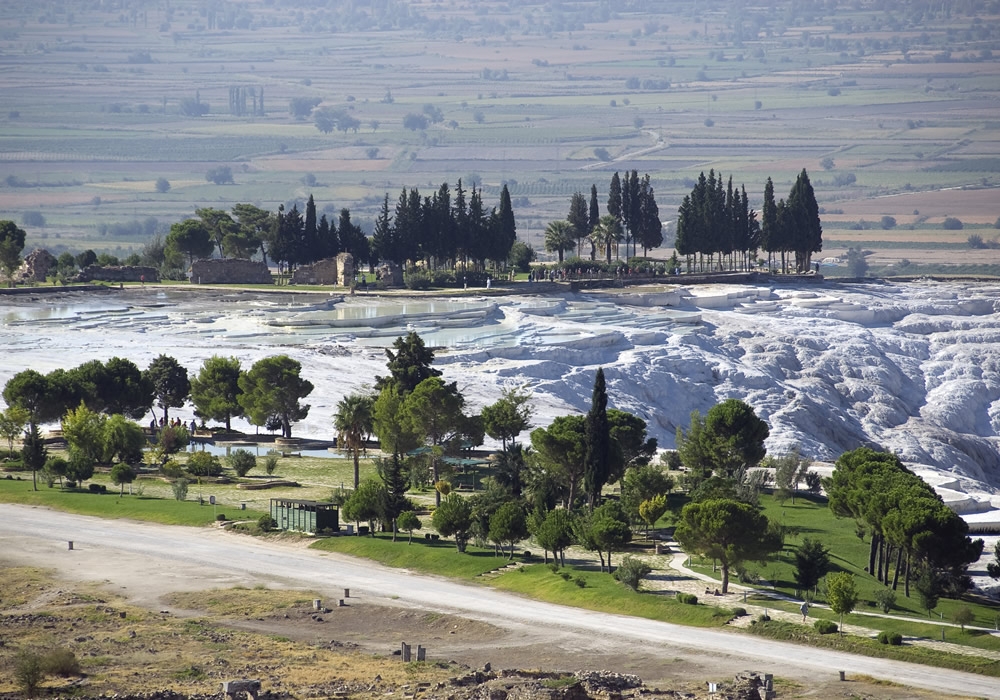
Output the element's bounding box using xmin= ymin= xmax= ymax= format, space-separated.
xmin=0 ymin=0 xmax=999 ymax=269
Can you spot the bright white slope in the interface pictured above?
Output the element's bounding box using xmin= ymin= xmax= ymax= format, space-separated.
xmin=2 ymin=281 xmax=1000 ymax=558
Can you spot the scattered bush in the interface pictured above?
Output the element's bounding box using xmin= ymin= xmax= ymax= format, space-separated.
xmin=15 ymin=650 xmax=44 ymax=697
xmin=574 ymin=576 xmax=587 ymax=588
xmin=227 ymin=448 xmax=256 ymax=478
xmin=814 ymin=619 xmax=838 ymax=635
xmin=41 ymin=648 xmax=80 ymax=677
xmin=942 ymin=216 xmax=964 ymax=230
xmin=756 ymin=613 xmax=771 ymax=623
xmin=560 ymin=571 xmax=572 ymax=581
xmin=876 ymin=630 xmax=903 ymax=645
xmin=873 ymin=587 xmax=896 ymax=614
xmin=171 ymin=478 xmax=189 ymax=501
xmin=549 ymin=563 xmax=561 ymax=574
xmin=205 ymin=165 xmax=233 ymax=185
xmin=264 ymin=455 xmax=278 ymax=475
xmin=614 ymin=556 xmax=652 ymax=591
xmin=730 ymin=607 xmax=747 ymax=618
xmin=258 ymin=514 xmax=277 ymax=532
xmin=676 ymin=593 xmax=698 ymax=605
xmin=88 ymin=483 xmax=107 ymax=494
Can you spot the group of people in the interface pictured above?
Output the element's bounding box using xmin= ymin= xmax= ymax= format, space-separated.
xmin=148 ymin=416 xmax=198 ymax=434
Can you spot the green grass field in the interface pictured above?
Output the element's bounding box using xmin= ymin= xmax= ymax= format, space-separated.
xmin=686 ymin=492 xmax=1000 ymax=638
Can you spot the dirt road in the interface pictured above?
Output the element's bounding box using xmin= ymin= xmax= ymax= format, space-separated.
xmin=1 ymin=504 xmax=996 ymax=699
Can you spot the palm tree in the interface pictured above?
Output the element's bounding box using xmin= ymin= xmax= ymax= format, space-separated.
xmin=590 ymin=215 xmax=624 ymax=264
xmin=543 ymin=220 xmax=576 ymax=263
xmin=334 ymin=393 xmax=374 ymax=488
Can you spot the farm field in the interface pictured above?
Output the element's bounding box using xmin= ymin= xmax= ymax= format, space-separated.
xmin=0 ymin=0 xmax=998 ymax=269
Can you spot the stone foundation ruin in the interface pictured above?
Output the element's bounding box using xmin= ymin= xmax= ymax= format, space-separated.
xmin=190 ymin=258 xmax=272 ymax=285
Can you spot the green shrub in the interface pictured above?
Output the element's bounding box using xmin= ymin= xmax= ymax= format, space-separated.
xmin=227 ymin=448 xmax=256 ymax=477
xmin=559 ymin=571 xmax=572 ymax=581
xmin=216 ymin=513 xmax=227 ymax=522
xmin=676 ymin=593 xmax=698 ymax=605
xmin=574 ymin=576 xmax=587 ymax=588
xmin=814 ymin=619 xmax=838 ymax=635
xmin=613 ymin=555 xmax=652 ymax=591
xmin=41 ymin=647 xmax=80 ymax=676
xmin=15 ymin=650 xmax=44 ymax=697
xmin=264 ymin=455 xmax=278 ymax=475
xmin=258 ymin=514 xmax=277 ymax=532
xmin=186 ymin=451 xmax=223 ymax=477
xmin=875 ymin=631 xmax=903 ymax=646
xmin=731 ymin=607 xmax=747 ymax=618
xmin=874 ymin=587 xmax=896 ymax=614
xmin=87 ymin=483 xmax=106 ymax=494
xmin=548 ymin=563 xmax=560 ymax=574
xmin=757 ymin=613 xmax=771 ymax=623
xmin=171 ymin=478 xmax=189 ymax=501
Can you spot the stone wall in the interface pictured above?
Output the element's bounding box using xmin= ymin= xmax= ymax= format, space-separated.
xmin=291 ymin=257 xmax=339 ymax=285
xmin=76 ymin=265 xmax=160 ymax=283
xmin=190 ymin=258 xmax=272 ymax=285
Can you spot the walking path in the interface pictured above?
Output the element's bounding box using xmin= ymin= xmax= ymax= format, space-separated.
xmin=647 ymin=540 xmax=1000 ymax=661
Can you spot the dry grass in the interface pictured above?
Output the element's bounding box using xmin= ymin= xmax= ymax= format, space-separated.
xmin=0 ymin=566 xmax=454 ymax=697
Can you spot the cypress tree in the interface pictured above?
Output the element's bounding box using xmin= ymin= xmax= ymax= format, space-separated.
xmin=787 ymin=169 xmax=823 ymax=272
xmin=584 ymin=367 xmax=612 ymax=512
xmin=302 ymin=194 xmax=319 ymax=264
xmin=608 ymin=172 xmax=622 ymax=226
xmin=637 ymin=175 xmax=662 ymax=256
xmin=567 ymin=191 xmax=590 ymax=258
xmin=495 ymin=184 xmax=517 ymax=266
xmin=761 ymin=177 xmax=777 ymax=271
xmin=372 ymin=194 xmax=393 ymax=264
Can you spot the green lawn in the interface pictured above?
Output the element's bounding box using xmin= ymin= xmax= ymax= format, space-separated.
xmin=493 ymin=563 xmax=735 ymax=628
xmin=311 ymin=531 xmax=513 ymax=579
xmin=312 ymin=532 xmax=735 ymax=628
xmin=0 ymin=475 xmax=266 ymax=526
xmin=686 ymin=492 xmax=1000 ymax=636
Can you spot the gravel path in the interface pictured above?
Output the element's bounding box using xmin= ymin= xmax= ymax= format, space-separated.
xmin=2 ymin=505 xmax=998 ymax=698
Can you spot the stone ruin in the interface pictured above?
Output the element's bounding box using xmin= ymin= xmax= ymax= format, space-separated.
xmin=189 ymin=258 xmax=273 ymax=285
xmin=373 ymin=260 xmax=403 ymax=287
xmin=15 ymin=248 xmax=57 ymax=283
xmin=76 ymin=264 xmax=160 ymax=283
xmin=290 ymin=252 xmax=354 ymax=286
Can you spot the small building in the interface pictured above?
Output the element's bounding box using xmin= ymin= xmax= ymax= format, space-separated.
xmin=270 ymin=498 xmax=339 ymax=534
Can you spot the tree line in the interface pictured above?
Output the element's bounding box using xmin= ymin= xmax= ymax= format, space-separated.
xmin=826 ymin=448 xmax=984 ymax=603
xmin=1 ymin=353 xmax=314 ymax=490
xmin=160 ymin=183 xmax=519 ymax=277
xmin=675 ymin=168 xmax=822 ymax=274
xmin=544 ymin=170 xmax=663 ymax=265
